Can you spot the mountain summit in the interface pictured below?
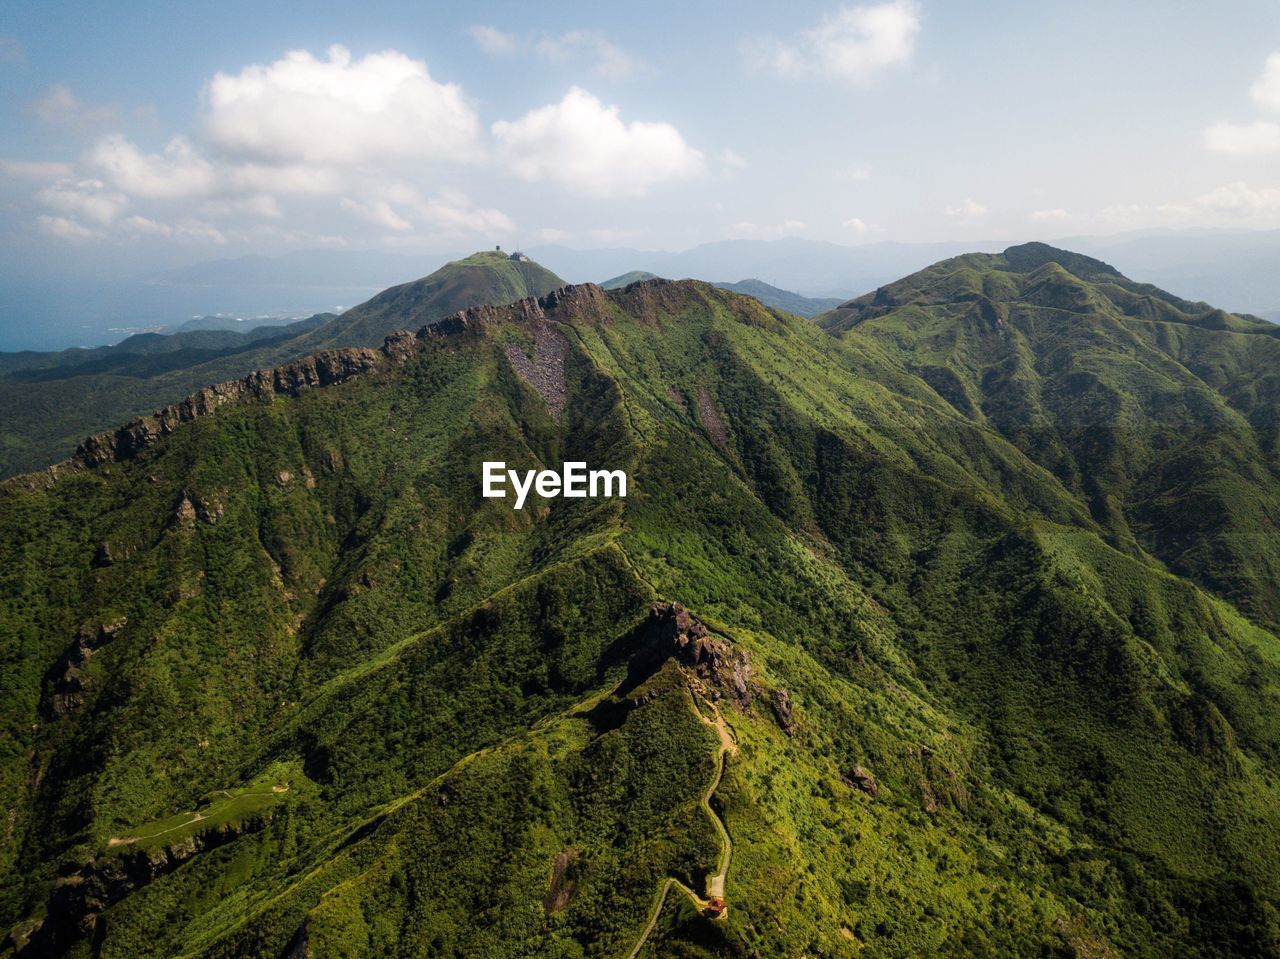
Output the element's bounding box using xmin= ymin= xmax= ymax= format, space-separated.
xmin=3 ymin=256 xmax=1280 ymax=957
xmin=0 ymin=252 xmax=567 ymax=479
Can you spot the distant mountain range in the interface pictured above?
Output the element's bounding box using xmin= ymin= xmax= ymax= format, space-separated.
xmin=6 ymin=230 xmax=1280 ymax=353
xmin=171 ymin=314 xmax=317 ymax=334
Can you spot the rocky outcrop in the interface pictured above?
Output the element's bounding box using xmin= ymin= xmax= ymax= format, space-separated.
xmin=13 ymin=816 xmax=269 ymax=957
xmin=282 ymin=922 xmax=312 ymax=959
xmin=6 ymin=280 xmax=705 ymax=492
xmin=66 ymin=348 xmax=385 ymax=475
xmin=845 ymin=765 xmax=878 ymax=797
xmin=44 ymin=617 xmax=126 ymax=717
xmin=771 ymin=688 xmax=797 ymax=736
xmin=633 ymin=602 xmax=752 ymax=707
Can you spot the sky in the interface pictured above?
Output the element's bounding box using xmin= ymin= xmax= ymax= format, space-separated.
xmin=3 ymin=0 xmax=1280 ymax=279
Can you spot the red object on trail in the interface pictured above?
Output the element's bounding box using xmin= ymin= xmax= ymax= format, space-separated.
xmin=704 ymin=897 xmax=727 ymax=917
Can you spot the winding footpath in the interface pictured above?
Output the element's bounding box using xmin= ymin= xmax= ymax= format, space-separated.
xmin=623 ymin=690 xmax=736 ymax=959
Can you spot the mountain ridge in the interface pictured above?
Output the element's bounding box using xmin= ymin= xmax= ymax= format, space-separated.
xmin=0 ymin=252 xmax=567 ymax=479
xmin=4 ymin=254 xmax=1280 ymax=957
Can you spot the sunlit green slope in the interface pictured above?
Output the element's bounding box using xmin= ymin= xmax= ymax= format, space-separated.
xmin=1 ymin=266 xmax=1279 ymax=958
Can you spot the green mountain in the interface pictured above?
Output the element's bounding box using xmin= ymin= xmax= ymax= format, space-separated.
xmin=818 ymin=241 xmax=1280 ymax=630
xmin=712 ymin=279 xmax=844 ymax=318
xmin=2 ymin=254 xmax=1280 ymax=958
xmin=601 ymin=272 xmax=843 ymax=318
xmin=601 ymin=270 xmax=659 ymax=289
xmin=0 ymin=252 xmax=566 ymax=479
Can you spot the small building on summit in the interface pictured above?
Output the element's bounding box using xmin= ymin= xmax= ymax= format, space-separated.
xmin=509 ymin=251 xmax=530 ymax=262
xmin=703 ymin=897 xmax=727 ymax=918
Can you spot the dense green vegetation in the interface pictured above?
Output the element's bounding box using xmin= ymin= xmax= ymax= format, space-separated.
xmin=0 ymin=252 xmax=566 ymax=478
xmin=2 ymin=246 xmax=1280 ymax=957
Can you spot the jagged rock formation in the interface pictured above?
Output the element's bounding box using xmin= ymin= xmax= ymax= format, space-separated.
xmin=631 ymin=602 xmax=752 ymax=707
xmin=44 ymin=618 xmax=126 ymax=717
xmin=68 ymin=347 xmax=385 ymax=475
xmin=771 ymin=688 xmax=797 ymax=736
xmin=846 ymin=765 xmax=878 ymax=797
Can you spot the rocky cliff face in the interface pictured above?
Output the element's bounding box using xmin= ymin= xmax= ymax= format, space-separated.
xmin=69 ymin=347 xmax=387 ymax=473
xmin=43 ymin=617 xmax=127 ymax=717
xmin=6 ymin=279 xmax=726 ymax=493
xmin=632 ymin=602 xmax=753 ymax=707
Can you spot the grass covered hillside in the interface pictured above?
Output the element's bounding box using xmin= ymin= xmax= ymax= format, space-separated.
xmin=1 ymin=262 xmax=1279 ymax=957
xmin=0 ymin=252 xmax=566 ymax=480
xmin=819 ymin=241 xmax=1280 ymax=630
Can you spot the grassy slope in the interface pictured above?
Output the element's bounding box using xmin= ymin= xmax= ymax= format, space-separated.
xmin=0 ymin=253 xmax=566 ymax=479
xmin=818 ymin=242 xmax=1280 ymax=630
xmin=1 ymin=275 xmax=1279 ymax=956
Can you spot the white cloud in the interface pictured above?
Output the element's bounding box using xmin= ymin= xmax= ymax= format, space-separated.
xmin=945 ymin=198 xmax=986 ymax=219
xmin=842 ymin=216 xmax=873 ymax=234
xmin=226 ymin=162 xmax=342 ymax=195
xmin=492 ymin=87 xmax=704 ymax=198
xmin=721 ymin=148 xmax=748 ymax=169
xmin=531 ymin=227 xmax=569 ymax=244
xmin=843 ymin=163 xmax=873 ymax=181
xmin=203 ymin=45 xmax=480 ymax=166
xmin=30 ymin=84 xmax=121 ymax=131
xmin=728 ymin=219 xmax=806 ymax=238
xmin=341 ymin=197 xmax=413 ymax=231
xmin=1030 ymin=208 xmax=1069 ymax=222
xmin=1193 ymin=181 xmax=1280 ymax=214
xmin=416 ymin=193 xmax=515 ymax=234
xmin=89 ymin=135 xmax=217 ymax=198
xmin=200 ymin=194 xmax=283 ymax=219
xmin=1204 ymin=120 xmax=1280 ymax=156
xmin=342 ymin=188 xmax=514 ymax=236
xmin=173 ymin=220 xmax=228 ymax=244
xmin=536 ymin=31 xmax=641 ymax=81
xmin=37 ymin=178 xmax=128 ymax=224
xmin=119 ymin=215 xmax=173 ymax=237
xmin=1203 ymin=55 xmax=1280 ymax=156
xmin=1095 ymin=183 xmax=1280 ymax=229
xmin=1250 ymin=53 xmax=1280 ymax=112
xmin=468 ymin=28 xmax=640 ymax=79
xmin=85 ymin=135 xmax=345 ymax=202
xmin=468 ymin=25 xmax=518 ymax=56
xmin=38 ymin=215 xmax=99 ymax=241
xmin=0 ymin=159 xmax=74 ymax=179
xmin=756 ymin=0 xmax=920 ymax=84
